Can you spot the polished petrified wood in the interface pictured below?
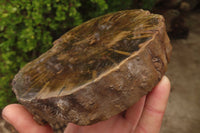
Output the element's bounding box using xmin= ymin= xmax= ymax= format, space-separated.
xmin=12 ymin=10 xmax=172 ymax=127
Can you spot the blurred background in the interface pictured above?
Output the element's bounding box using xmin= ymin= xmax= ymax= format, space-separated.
xmin=0 ymin=0 xmax=199 ymax=132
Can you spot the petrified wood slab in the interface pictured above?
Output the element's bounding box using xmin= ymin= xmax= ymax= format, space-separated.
xmin=12 ymin=10 xmax=172 ymax=127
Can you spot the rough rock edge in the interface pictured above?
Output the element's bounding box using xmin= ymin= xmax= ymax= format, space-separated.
xmin=17 ymin=17 xmax=172 ymax=130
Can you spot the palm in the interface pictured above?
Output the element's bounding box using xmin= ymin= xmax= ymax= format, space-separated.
xmin=65 ymin=96 xmax=145 ymax=133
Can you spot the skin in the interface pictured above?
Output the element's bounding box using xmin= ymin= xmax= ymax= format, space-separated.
xmin=2 ymin=76 xmax=170 ymax=133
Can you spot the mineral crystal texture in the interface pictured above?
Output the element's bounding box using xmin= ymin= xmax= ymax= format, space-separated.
xmin=12 ymin=9 xmax=172 ymax=128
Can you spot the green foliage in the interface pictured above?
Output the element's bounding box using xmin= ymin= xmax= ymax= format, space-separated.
xmin=142 ymin=0 xmax=157 ymax=10
xmin=0 ymin=0 xmax=156 ymax=109
xmin=0 ymin=0 xmax=106 ymax=109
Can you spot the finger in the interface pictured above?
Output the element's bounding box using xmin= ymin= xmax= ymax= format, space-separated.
xmin=64 ymin=123 xmax=80 ymax=133
xmin=125 ymin=95 xmax=146 ymax=130
xmin=135 ymin=76 xmax=170 ymax=133
xmin=2 ymin=104 xmax=53 ymax=133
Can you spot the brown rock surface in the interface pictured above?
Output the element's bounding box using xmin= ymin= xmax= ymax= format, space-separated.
xmin=12 ymin=10 xmax=172 ymax=128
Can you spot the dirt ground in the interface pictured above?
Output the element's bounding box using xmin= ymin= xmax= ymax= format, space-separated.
xmin=161 ymin=12 xmax=200 ymax=133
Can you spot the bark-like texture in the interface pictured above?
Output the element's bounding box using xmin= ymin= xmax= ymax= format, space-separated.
xmin=12 ymin=9 xmax=172 ymax=129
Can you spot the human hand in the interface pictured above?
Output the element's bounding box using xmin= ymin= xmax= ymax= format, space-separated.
xmin=2 ymin=76 xmax=170 ymax=133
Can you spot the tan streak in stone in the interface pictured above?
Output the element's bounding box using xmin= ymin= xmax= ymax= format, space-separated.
xmin=108 ymin=49 xmax=131 ymax=56
xmin=107 ymin=31 xmax=130 ymax=48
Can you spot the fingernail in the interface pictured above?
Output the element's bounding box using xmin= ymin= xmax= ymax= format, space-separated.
xmin=162 ymin=75 xmax=168 ymax=81
xmin=162 ymin=76 xmax=170 ymax=86
xmin=2 ymin=108 xmax=11 ymax=124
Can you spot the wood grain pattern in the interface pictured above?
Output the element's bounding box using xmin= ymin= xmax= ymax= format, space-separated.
xmin=12 ymin=9 xmax=172 ymax=128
